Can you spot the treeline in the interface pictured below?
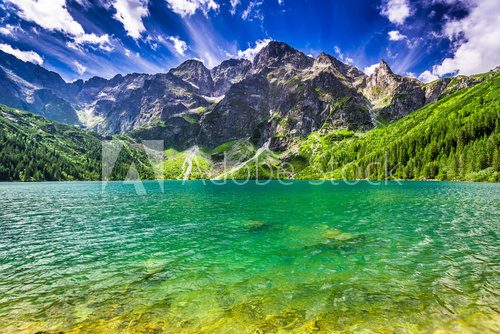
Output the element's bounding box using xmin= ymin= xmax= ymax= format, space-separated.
xmin=0 ymin=105 xmax=154 ymax=181
xmin=296 ymin=72 xmax=500 ymax=182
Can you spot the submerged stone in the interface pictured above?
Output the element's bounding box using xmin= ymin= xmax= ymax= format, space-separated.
xmin=322 ymin=229 xmax=355 ymax=241
xmin=245 ymin=220 xmax=268 ymax=231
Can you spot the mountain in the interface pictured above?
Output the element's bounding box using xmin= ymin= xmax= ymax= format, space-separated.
xmin=1 ymin=70 xmax=498 ymax=181
xmin=0 ymin=41 xmax=493 ymax=153
xmin=0 ymin=51 xmax=80 ymax=124
xmin=0 ymin=104 xmax=154 ymax=181
xmin=293 ymin=71 xmax=500 ymax=182
xmin=157 ymin=70 xmax=500 ymax=181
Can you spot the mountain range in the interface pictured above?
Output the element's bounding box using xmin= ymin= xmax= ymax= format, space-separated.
xmin=0 ymin=41 xmax=499 ymax=182
xmin=0 ymin=41 xmax=491 ymax=150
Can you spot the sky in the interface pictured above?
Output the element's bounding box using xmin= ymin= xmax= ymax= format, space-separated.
xmin=0 ymin=0 xmax=498 ymax=83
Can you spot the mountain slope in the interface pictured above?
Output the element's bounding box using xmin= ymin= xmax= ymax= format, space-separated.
xmin=0 ymin=51 xmax=80 ymax=124
xmin=0 ymin=104 xmax=154 ymax=181
xmin=293 ymin=71 xmax=500 ymax=182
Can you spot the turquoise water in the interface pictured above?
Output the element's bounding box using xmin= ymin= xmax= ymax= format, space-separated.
xmin=0 ymin=181 xmax=499 ymax=333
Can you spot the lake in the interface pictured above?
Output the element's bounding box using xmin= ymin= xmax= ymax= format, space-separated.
xmin=0 ymin=181 xmax=499 ymax=333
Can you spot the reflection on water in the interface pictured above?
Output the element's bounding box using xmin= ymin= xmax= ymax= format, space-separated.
xmin=0 ymin=181 xmax=499 ymax=333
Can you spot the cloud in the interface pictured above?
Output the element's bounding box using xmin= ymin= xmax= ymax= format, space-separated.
xmin=0 ymin=24 xmax=18 ymax=36
xmin=432 ymin=0 xmax=500 ymax=76
xmin=0 ymin=42 xmax=43 ymax=64
xmin=405 ymin=71 xmax=416 ymax=78
xmin=230 ymin=0 xmax=240 ymax=14
xmin=5 ymin=0 xmax=115 ymax=52
xmin=5 ymin=0 xmax=85 ymax=36
xmin=242 ymin=1 xmax=263 ymax=21
xmin=334 ymin=46 xmax=354 ymax=65
xmin=388 ymin=30 xmax=407 ymax=41
xmin=363 ymin=63 xmax=379 ymax=75
xmin=167 ymin=36 xmax=188 ymax=56
xmin=68 ymin=33 xmax=114 ymax=52
xmin=418 ymin=70 xmax=439 ymax=82
xmin=381 ymin=0 xmax=411 ymax=25
xmin=112 ymin=0 xmax=149 ymax=40
xmin=74 ymin=61 xmax=87 ymax=75
xmin=237 ymin=38 xmax=271 ymax=60
xmin=166 ymin=0 xmax=219 ymax=17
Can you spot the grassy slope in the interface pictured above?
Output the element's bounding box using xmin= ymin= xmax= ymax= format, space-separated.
xmin=294 ymin=72 xmax=500 ymax=182
xmin=0 ymin=105 xmax=154 ymax=181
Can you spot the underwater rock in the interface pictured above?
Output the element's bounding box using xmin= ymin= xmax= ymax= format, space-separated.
xmin=245 ymin=220 xmax=268 ymax=231
xmin=322 ymin=229 xmax=355 ymax=241
xmin=302 ymin=229 xmax=366 ymax=254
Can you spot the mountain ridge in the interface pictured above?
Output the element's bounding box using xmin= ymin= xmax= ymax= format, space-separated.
xmin=0 ymin=41 xmax=497 ymax=151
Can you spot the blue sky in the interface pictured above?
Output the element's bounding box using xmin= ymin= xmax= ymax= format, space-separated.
xmin=0 ymin=0 xmax=498 ymax=82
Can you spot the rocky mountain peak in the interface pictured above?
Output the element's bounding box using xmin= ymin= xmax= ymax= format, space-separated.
xmin=173 ymin=59 xmax=206 ymax=71
xmin=169 ymin=59 xmax=213 ymax=94
xmin=252 ymin=41 xmax=313 ymax=73
xmin=313 ymin=52 xmax=366 ymax=82
xmin=376 ymin=60 xmax=393 ymax=75
xmin=315 ymin=52 xmax=333 ymax=64
xmin=211 ymin=58 xmax=252 ymax=96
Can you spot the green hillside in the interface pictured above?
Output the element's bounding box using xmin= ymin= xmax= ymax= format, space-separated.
xmin=294 ymin=72 xmax=500 ymax=182
xmin=0 ymin=105 xmax=154 ymax=181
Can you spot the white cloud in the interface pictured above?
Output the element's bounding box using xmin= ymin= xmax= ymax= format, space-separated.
xmin=0 ymin=24 xmax=17 ymax=36
xmin=5 ymin=0 xmax=85 ymax=36
xmin=381 ymin=0 xmax=411 ymax=25
xmin=5 ymin=0 xmax=114 ymax=52
xmin=167 ymin=36 xmax=188 ymax=56
xmin=74 ymin=61 xmax=87 ymax=75
xmin=166 ymin=0 xmax=219 ymax=17
xmin=0 ymin=27 xmax=12 ymax=36
xmin=432 ymin=0 xmax=500 ymax=76
xmin=112 ymin=0 xmax=149 ymax=40
xmin=334 ymin=46 xmax=354 ymax=65
xmin=230 ymin=0 xmax=240 ymax=14
xmin=405 ymin=71 xmax=416 ymax=78
xmin=241 ymin=1 xmax=263 ymax=21
xmin=418 ymin=70 xmax=439 ymax=83
xmin=237 ymin=38 xmax=271 ymax=60
xmin=0 ymin=43 xmax=43 ymax=65
xmin=388 ymin=30 xmax=407 ymax=41
xmin=363 ymin=63 xmax=379 ymax=75
xmin=68 ymin=33 xmax=114 ymax=52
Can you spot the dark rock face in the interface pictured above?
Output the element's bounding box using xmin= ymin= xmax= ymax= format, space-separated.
xmin=252 ymin=41 xmax=313 ymax=74
xmin=314 ymin=53 xmax=365 ymax=84
xmin=168 ymin=59 xmax=214 ymax=95
xmin=199 ymin=75 xmax=271 ymax=147
xmin=360 ymin=60 xmax=429 ymax=121
xmin=0 ymin=43 xmax=492 ymax=151
xmin=211 ymin=59 xmax=251 ymax=96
